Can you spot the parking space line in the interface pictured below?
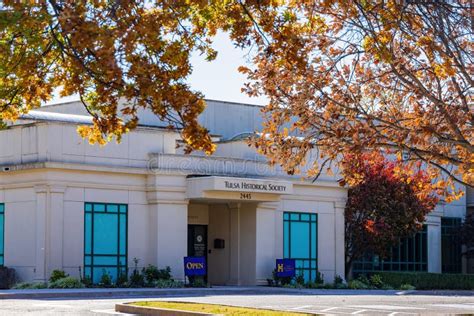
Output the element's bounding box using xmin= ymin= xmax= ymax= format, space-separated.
xmin=350 ymin=305 xmax=425 ymax=310
xmin=305 ymin=309 xmax=355 ymax=315
xmin=431 ymin=304 xmax=474 ymax=310
xmin=291 ymin=305 xmax=313 ymax=310
xmin=91 ymin=309 xmax=135 ymax=315
xmin=303 ymin=305 xmax=423 ymax=316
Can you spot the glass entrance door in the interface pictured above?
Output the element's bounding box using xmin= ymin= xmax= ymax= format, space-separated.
xmin=188 ymin=225 xmax=208 ymax=258
xmin=187 ymin=225 xmax=208 ymax=283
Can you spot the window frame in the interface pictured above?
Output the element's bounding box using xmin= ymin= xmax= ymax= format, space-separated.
xmin=83 ymin=202 xmax=128 ymax=283
xmin=283 ymin=212 xmax=318 ymax=281
xmin=353 ymin=226 xmax=428 ymax=274
xmin=441 ymin=217 xmax=462 ymax=274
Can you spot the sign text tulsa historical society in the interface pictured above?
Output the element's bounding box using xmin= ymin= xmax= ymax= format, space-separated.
xmin=224 ymin=180 xmax=287 ymax=193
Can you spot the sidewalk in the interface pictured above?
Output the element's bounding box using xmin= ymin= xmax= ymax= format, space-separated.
xmin=0 ymin=286 xmax=402 ymax=299
xmin=0 ymin=286 xmax=472 ymax=299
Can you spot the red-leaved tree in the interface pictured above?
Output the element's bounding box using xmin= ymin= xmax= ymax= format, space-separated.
xmin=342 ymin=151 xmax=439 ymax=278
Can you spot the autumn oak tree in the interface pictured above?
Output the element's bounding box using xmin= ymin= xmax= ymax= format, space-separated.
xmin=342 ymin=151 xmax=439 ymax=278
xmin=0 ymin=0 xmax=472 ymax=193
xmin=234 ymin=0 xmax=473 ymax=194
xmin=0 ymin=0 xmax=220 ymax=154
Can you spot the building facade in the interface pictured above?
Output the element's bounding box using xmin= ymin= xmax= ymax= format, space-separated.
xmin=0 ymin=100 xmax=469 ymax=285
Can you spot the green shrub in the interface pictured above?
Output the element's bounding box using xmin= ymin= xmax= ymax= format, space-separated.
xmin=271 ymin=269 xmax=292 ymax=286
xmin=142 ymin=265 xmax=172 ymax=285
xmin=305 ymin=280 xmax=321 ymax=289
xmin=348 ymin=280 xmax=369 ymax=289
xmin=357 ymin=274 xmax=370 ymax=285
xmin=13 ymin=282 xmax=47 ymax=289
xmin=154 ymin=279 xmax=183 ymax=288
xmin=399 ymin=284 xmax=416 ymax=291
xmin=295 ymin=273 xmax=305 ymax=286
xmin=156 ymin=266 xmax=172 ymax=280
xmin=116 ymin=272 xmax=129 ymax=288
xmin=128 ymin=257 xmax=144 ymax=288
xmin=49 ymin=270 xmax=68 ymax=283
xmin=188 ymin=277 xmax=208 ymax=288
xmin=143 ymin=265 xmax=159 ymax=284
xmin=369 ymin=274 xmax=384 ymax=289
xmin=333 ymin=275 xmax=347 ymax=289
xmin=129 ymin=269 xmax=145 ymax=287
xmin=334 ymin=275 xmax=344 ymax=285
xmin=98 ymin=270 xmax=113 ymax=288
xmin=334 ymin=282 xmax=348 ymax=289
xmin=315 ymin=271 xmax=325 ymax=284
xmin=49 ymin=277 xmax=84 ymax=289
xmin=81 ymin=275 xmax=93 ymax=288
xmin=378 ymin=272 xmax=474 ymax=290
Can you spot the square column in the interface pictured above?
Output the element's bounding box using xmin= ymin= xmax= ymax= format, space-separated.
xmin=426 ymin=216 xmax=442 ymax=273
xmin=149 ymin=201 xmax=188 ymax=281
xmin=256 ymin=202 xmax=279 ymax=285
xmin=34 ymin=185 xmax=47 ymax=282
xmin=48 ymin=186 xmax=66 ymax=277
xmin=147 ymin=173 xmax=188 ymax=281
xmin=228 ymin=203 xmax=241 ymax=285
xmin=334 ymin=201 xmax=346 ymax=281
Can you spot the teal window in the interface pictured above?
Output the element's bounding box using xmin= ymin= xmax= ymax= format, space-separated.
xmin=0 ymin=204 xmax=4 ymax=266
xmin=283 ymin=212 xmax=318 ymax=282
xmin=84 ymin=203 xmax=127 ymax=283
xmin=442 ymin=217 xmax=462 ymax=273
xmin=353 ymin=226 xmax=427 ymax=274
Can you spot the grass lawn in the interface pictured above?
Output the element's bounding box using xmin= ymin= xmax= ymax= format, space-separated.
xmin=132 ymin=301 xmax=312 ymax=315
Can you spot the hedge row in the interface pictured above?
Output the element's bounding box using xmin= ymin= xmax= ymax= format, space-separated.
xmin=378 ymin=272 xmax=474 ymax=290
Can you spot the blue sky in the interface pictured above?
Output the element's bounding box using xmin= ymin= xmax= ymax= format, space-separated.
xmin=47 ymin=32 xmax=268 ymax=106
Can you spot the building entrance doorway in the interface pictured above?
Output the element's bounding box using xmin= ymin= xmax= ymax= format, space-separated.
xmin=187 ymin=225 xmax=208 ymax=282
xmin=188 ymin=225 xmax=208 ymax=258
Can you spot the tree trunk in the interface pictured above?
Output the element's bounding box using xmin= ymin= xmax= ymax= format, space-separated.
xmin=345 ymin=257 xmax=354 ymax=281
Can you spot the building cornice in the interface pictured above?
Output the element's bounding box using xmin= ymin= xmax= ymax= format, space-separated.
xmin=0 ymin=160 xmax=344 ymax=189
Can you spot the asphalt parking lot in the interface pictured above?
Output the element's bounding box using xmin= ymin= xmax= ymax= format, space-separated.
xmin=166 ymin=293 xmax=474 ymax=315
xmin=0 ymin=288 xmax=473 ymax=315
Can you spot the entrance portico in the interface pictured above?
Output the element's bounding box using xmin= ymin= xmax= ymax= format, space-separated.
xmin=187 ymin=176 xmax=292 ymax=285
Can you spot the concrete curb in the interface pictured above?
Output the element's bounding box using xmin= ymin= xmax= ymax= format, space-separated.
xmin=0 ymin=286 xmax=315 ymax=299
xmin=410 ymin=290 xmax=474 ymax=296
xmin=0 ymin=286 xmax=472 ymax=300
xmin=115 ymin=303 xmax=214 ymax=316
xmin=0 ymin=288 xmax=249 ymax=300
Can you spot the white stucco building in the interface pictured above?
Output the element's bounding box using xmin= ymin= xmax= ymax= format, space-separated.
xmin=0 ymin=100 xmax=469 ymax=285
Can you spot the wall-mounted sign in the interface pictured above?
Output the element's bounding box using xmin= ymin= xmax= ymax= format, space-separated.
xmin=275 ymin=259 xmax=296 ymax=278
xmin=187 ymin=176 xmax=293 ymax=201
xmin=184 ymin=257 xmax=206 ymax=276
xmin=223 ymin=180 xmax=289 ymax=193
